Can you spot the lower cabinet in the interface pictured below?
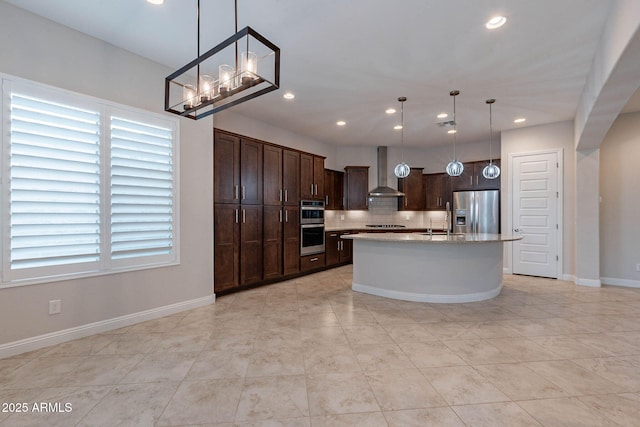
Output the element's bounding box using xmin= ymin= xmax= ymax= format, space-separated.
xmin=239 ymin=205 xmax=263 ymax=285
xmin=214 ymin=204 xmax=240 ymax=292
xmin=214 ymin=204 xmax=263 ymax=292
xmin=263 ymin=206 xmax=283 ymax=280
xmin=300 ymin=253 xmax=325 ymax=271
xmin=283 ymin=206 xmax=300 ymax=275
xmin=325 ymin=231 xmax=354 ymax=267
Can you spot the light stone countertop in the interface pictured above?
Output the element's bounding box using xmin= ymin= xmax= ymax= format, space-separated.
xmin=342 ymin=232 xmax=523 ymax=243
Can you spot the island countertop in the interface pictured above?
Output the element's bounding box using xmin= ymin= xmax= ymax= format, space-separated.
xmin=342 ymin=232 xmax=522 ymax=244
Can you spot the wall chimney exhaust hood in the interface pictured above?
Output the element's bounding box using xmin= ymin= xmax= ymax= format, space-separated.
xmin=368 ymin=146 xmax=405 ymax=197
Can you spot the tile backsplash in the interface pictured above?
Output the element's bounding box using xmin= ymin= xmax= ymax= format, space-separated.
xmin=325 ymin=198 xmax=450 ymax=229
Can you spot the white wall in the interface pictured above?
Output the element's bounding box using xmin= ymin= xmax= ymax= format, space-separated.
xmin=501 ymin=121 xmax=576 ymax=277
xmin=0 ymin=2 xmax=213 ymax=347
xmin=213 ymin=110 xmax=336 ymax=166
xmin=600 ymin=111 xmax=640 ymax=287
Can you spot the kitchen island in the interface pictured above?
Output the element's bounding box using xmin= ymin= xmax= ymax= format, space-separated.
xmin=341 ymin=232 xmax=522 ymax=303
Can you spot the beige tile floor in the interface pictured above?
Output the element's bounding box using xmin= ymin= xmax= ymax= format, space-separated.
xmin=2 ymin=265 xmax=640 ymax=426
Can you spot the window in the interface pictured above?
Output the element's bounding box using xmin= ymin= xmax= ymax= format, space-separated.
xmin=1 ymin=77 xmax=179 ymax=286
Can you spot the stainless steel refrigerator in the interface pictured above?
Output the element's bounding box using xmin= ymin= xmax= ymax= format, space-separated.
xmin=452 ymin=190 xmax=500 ymax=234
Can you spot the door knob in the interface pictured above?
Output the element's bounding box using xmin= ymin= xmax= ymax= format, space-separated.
xmin=514 ymin=228 xmax=521 ymax=232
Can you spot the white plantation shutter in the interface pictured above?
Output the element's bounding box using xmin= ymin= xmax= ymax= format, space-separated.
xmin=110 ymin=116 xmax=174 ymax=263
xmin=8 ymin=93 xmax=101 ymax=272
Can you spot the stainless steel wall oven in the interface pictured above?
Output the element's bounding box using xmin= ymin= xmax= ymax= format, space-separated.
xmin=300 ymin=200 xmax=325 ymax=255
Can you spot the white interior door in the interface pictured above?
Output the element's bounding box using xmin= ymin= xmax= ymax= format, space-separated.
xmin=511 ymin=152 xmax=559 ymax=278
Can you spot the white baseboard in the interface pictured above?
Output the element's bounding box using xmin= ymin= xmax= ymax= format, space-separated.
xmin=601 ymin=277 xmax=640 ymax=288
xmin=563 ymin=274 xmax=576 ymax=282
xmin=0 ymin=294 xmax=215 ymax=359
xmin=575 ymin=277 xmax=602 ymax=287
xmin=352 ymin=282 xmax=503 ymax=303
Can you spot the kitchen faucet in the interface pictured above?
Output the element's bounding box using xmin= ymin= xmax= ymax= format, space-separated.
xmin=445 ymin=202 xmax=451 ymax=237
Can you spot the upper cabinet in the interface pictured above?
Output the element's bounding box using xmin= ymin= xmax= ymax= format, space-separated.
xmin=282 ymin=149 xmax=300 ymax=205
xmin=344 ymin=166 xmax=369 ymax=210
xmin=213 ymin=131 xmax=240 ymax=204
xmin=450 ymin=159 xmax=501 ymax=191
xmin=263 ymin=145 xmax=300 ymax=206
xmin=397 ymin=167 xmax=425 ymax=211
xmin=214 ymin=130 xmax=263 ymax=205
xmin=300 ymin=153 xmax=325 ymax=200
xmin=424 ymin=172 xmax=451 ymax=210
xmin=324 ymin=169 xmax=344 ymax=210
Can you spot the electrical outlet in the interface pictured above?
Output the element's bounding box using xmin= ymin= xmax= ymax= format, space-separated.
xmin=49 ymin=299 xmax=61 ymax=315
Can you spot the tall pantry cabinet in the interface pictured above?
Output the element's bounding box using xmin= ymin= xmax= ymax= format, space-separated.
xmin=213 ymin=131 xmax=263 ymax=292
xmin=214 ymin=129 xmax=308 ymax=293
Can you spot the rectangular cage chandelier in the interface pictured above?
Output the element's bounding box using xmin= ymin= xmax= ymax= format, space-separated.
xmin=164 ymin=0 xmax=280 ymax=120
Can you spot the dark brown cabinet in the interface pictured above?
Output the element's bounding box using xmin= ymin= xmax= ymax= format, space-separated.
xmin=325 ymin=231 xmax=340 ymax=266
xmin=262 ymin=206 xmax=283 ymax=280
xmin=240 ymin=205 xmax=263 ymax=285
xmin=214 ymin=204 xmax=240 ymax=292
xmin=324 ymin=169 xmax=344 ymax=210
xmin=300 ymin=153 xmax=325 ymax=200
xmin=214 ymin=130 xmax=263 ymax=205
xmin=424 ymin=173 xmax=452 ymax=210
xmin=283 ymin=149 xmax=300 ymax=205
xmin=474 ymin=159 xmax=501 ymax=189
xmin=344 ymin=166 xmax=369 ymax=210
xmin=300 ymin=253 xmax=325 ymax=271
xmin=283 ymin=206 xmax=300 ymax=275
xmin=240 ymin=138 xmax=263 ymax=204
xmin=263 ymin=145 xmax=282 ymax=206
xmin=213 ymin=132 xmax=240 ymax=204
xmin=397 ymin=167 xmax=425 ymax=210
xmin=326 ymin=231 xmax=354 ymax=267
xmin=451 ymin=160 xmax=501 ymax=191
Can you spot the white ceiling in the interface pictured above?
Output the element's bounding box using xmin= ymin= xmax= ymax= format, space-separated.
xmin=7 ymin=0 xmax=639 ymax=148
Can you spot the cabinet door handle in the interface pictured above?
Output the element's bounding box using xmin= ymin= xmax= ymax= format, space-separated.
xmin=470 ymin=176 xmax=473 ymax=186
xmin=234 ymin=185 xmax=239 ymax=200
xmin=311 ymin=183 xmax=314 ymax=195
xmin=405 ymin=197 xmax=408 ymax=207
xmin=337 ymin=242 xmax=340 ymax=250
xmin=284 ymin=189 xmax=288 ymax=202
xmin=310 ymin=257 xmax=319 ymax=262
xmin=242 ymin=186 xmax=246 ymax=200
xmin=235 ymin=208 xmax=239 ymax=224
xmin=340 ymin=241 xmax=344 ymax=250
xmin=242 ymin=209 xmax=246 ymax=223
xmin=476 ymin=176 xmax=479 ymax=185
xmin=279 ymin=189 xmax=283 ymax=202
xmin=285 ymin=210 xmax=289 ymax=222
xmin=315 ymin=183 xmax=318 ymax=195
xmin=279 ymin=209 xmax=283 ymax=223
xmin=330 ymin=233 xmax=337 ymax=237
xmin=326 ymin=195 xmax=329 ymax=205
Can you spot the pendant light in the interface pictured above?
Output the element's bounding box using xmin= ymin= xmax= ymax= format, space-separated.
xmin=445 ymin=90 xmax=464 ymax=177
xmin=482 ymin=99 xmax=501 ymax=179
xmin=393 ymin=97 xmax=411 ymax=178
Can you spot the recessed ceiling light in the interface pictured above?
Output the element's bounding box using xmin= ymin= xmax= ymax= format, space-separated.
xmin=514 ymin=117 xmax=526 ymax=123
xmin=486 ymin=16 xmax=506 ymax=29
xmin=336 ymin=121 xmax=346 ymax=126
xmin=437 ymin=113 xmax=448 ymax=119
xmin=283 ymin=92 xmax=295 ymax=100
xmin=386 ymin=108 xmax=396 ymax=114
xmin=146 ymin=0 xmax=164 ymax=5
xmin=447 ymin=129 xmax=457 ymax=134
xmin=394 ymin=125 xmax=403 ymax=130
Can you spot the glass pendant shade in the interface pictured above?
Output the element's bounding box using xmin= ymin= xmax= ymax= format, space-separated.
xmin=446 ymin=160 xmax=464 ymax=177
xmin=393 ymin=96 xmax=409 ymax=178
xmin=483 ymin=98 xmax=501 ymax=179
xmin=482 ymin=162 xmax=500 ymax=179
xmin=394 ymin=162 xmax=411 ymax=178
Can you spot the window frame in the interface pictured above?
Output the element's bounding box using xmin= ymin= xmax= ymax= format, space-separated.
xmin=0 ymin=75 xmax=180 ymax=288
